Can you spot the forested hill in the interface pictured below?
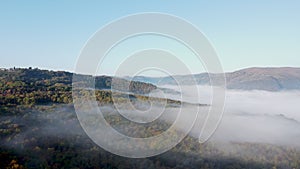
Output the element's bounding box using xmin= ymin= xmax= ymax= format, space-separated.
xmin=0 ymin=68 xmax=157 ymax=106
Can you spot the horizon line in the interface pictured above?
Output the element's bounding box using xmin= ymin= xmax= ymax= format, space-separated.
xmin=1 ymin=66 xmax=299 ymax=77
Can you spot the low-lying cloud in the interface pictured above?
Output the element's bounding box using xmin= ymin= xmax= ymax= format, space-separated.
xmin=2 ymin=85 xmax=300 ymax=153
xmin=160 ymin=85 xmax=300 ymax=147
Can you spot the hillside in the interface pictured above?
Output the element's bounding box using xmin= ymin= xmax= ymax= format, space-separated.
xmin=1 ymin=67 xmax=300 ymax=169
xmin=0 ymin=68 xmax=157 ymax=106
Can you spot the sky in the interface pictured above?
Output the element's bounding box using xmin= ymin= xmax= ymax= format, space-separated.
xmin=0 ymin=1 xmax=299 ymax=75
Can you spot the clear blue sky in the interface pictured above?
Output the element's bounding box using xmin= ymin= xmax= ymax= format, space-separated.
xmin=0 ymin=1 xmax=299 ymax=74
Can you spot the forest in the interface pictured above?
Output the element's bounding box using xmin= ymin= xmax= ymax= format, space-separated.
xmin=0 ymin=68 xmax=157 ymax=106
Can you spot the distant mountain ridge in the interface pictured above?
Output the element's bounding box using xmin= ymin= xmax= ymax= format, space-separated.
xmin=130 ymin=67 xmax=300 ymax=91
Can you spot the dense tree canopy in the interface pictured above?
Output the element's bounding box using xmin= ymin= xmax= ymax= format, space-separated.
xmin=0 ymin=68 xmax=157 ymax=107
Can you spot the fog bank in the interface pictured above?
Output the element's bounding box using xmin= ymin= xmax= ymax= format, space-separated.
xmin=160 ymin=85 xmax=300 ymax=147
